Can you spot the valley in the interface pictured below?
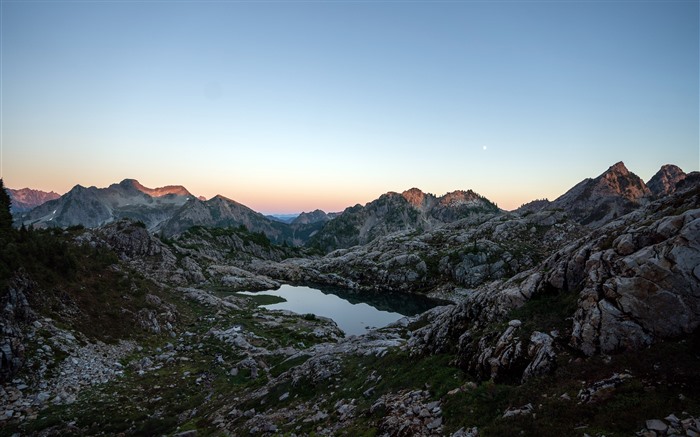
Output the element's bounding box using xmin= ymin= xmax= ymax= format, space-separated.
xmin=1 ymin=162 xmax=699 ymax=436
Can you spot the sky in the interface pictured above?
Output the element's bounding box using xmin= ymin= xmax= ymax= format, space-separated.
xmin=1 ymin=0 xmax=698 ymax=214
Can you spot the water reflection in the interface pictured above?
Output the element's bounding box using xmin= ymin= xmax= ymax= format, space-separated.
xmin=239 ymin=284 xmax=443 ymax=337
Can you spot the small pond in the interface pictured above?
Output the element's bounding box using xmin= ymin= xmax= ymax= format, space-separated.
xmin=238 ymin=284 xmax=443 ymax=336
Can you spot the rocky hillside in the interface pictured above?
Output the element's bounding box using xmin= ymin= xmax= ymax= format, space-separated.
xmin=409 ymin=171 xmax=700 ymax=382
xmin=92 ymin=219 xmax=300 ymax=291
xmin=157 ymin=195 xmax=302 ymax=244
xmin=244 ymin=208 xmax=582 ymax=296
xmin=307 ymin=188 xmax=500 ymax=252
xmin=7 ymin=188 xmax=60 ymax=214
xmin=547 ymin=161 xmax=651 ymax=226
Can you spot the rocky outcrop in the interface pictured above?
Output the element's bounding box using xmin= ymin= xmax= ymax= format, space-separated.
xmin=637 ymin=413 xmax=700 ymax=436
xmin=449 ymin=318 xmax=557 ymax=383
xmin=408 ymin=175 xmax=700 ymax=380
xmin=508 ymin=173 xmax=700 ymax=357
xmin=571 ymin=206 xmax=700 ymax=355
xmin=78 ymin=220 xmax=293 ymax=288
xmin=577 ymin=372 xmax=633 ymax=404
xmin=373 ymin=389 xmax=445 ymax=436
xmin=405 ymin=265 xmax=543 ymax=377
xmin=76 ymin=220 xmax=186 ymax=285
xmin=521 ymin=331 xmax=556 ymax=381
xmin=469 ymin=319 xmax=527 ymax=381
xmin=98 ymin=219 xmax=163 ymax=258
xmin=207 ymin=265 xmax=281 ymax=291
xmin=0 ymin=275 xmax=35 ymax=383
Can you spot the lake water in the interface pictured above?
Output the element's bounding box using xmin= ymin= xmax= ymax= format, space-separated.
xmin=239 ymin=284 xmax=441 ymax=336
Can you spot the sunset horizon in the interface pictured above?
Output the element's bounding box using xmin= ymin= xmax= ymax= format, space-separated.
xmin=2 ymin=158 xmax=689 ymax=215
xmin=2 ymin=1 xmax=697 ymax=215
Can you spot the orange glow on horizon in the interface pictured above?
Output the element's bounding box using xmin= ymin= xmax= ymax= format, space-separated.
xmin=4 ymin=172 xmax=559 ymax=215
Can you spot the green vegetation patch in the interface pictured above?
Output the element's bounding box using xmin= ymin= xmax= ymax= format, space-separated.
xmin=507 ymin=288 xmax=580 ymax=337
xmin=0 ymin=226 xmax=175 ymax=343
xmin=232 ymin=292 xmax=287 ymax=306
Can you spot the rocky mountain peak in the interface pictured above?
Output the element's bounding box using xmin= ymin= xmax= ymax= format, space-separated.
xmin=210 ymin=194 xmax=239 ymax=204
xmin=549 ymin=162 xmax=651 ymax=227
xmin=120 ymin=179 xmax=192 ymax=198
xmin=647 ymin=164 xmax=686 ymax=196
xmin=439 ymin=190 xmax=480 ymax=206
xmin=606 ymin=161 xmax=630 ymax=175
xmin=113 ymin=179 xmax=144 ymax=195
xmin=401 ymin=188 xmax=427 ymax=207
xmin=590 ymin=161 xmax=650 ymax=201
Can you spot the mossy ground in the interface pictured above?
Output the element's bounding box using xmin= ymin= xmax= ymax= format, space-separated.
xmin=228 ymin=334 xmax=700 ymax=436
xmin=6 ymin=297 xmax=700 ymax=436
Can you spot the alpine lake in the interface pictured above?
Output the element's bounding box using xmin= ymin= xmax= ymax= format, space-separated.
xmin=237 ymin=284 xmax=443 ymax=336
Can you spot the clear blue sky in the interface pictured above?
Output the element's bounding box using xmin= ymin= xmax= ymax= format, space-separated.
xmin=2 ymin=0 xmax=698 ymax=213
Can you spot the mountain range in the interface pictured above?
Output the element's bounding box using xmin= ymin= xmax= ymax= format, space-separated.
xmin=14 ymin=180 xmax=335 ymax=246
xmin=518 ymin=162 xmax=686 ymax=226
xmin=306 ymin=188 xmax=500 ymax=252
xmin=7 ymin=187 xmax=61 ymax=213
xmin=10 ymin=162 xmax=691 ymax=250
xmin=17 ymin=179 xmax=192 ymax=231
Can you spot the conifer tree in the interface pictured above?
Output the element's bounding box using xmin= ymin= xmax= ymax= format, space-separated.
xmin=0 ymin=179 xmax=13 ymax=232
